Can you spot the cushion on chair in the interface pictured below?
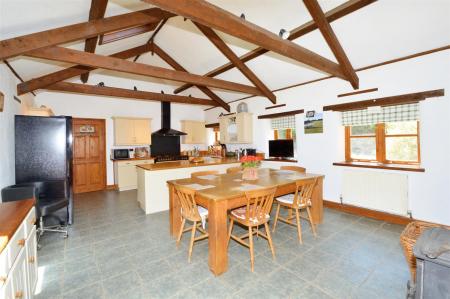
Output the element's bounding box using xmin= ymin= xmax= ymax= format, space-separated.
xmin=276 ymin=194 xmax=311 ymax=206
xmin=197 ymin=206 xmax=208 ymax=229
xmin=231 ymin=206 xmax=269 ymax=224
xmin=38 ymin=198 xmax=69 ymax=217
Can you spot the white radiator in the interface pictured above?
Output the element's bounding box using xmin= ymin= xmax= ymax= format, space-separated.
xmin=342 ymin=170 xmax=408 ymax=216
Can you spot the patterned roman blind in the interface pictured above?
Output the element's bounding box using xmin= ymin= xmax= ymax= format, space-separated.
xmin=341 ymin=103 xmax=419 ymax=126
xmin=271 ymin=115 xmax=296 ymax=130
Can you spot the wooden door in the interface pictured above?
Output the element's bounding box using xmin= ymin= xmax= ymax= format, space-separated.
xmin=72 ymin=118 xmax=106 ymax=194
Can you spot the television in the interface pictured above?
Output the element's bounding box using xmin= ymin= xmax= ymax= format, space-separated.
xmin=268 ymin=139 xmax=294 ymax=158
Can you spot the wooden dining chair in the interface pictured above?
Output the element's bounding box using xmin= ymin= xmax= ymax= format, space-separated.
xmin=228 ymin=186 xmax=277 ymax=272
xmin=226 ymin=166 xmax=241 ymax=174
xmin=191 ymin=170 xmax=219 ymax=178
xmin=280 ymin=165 xmax=306 ymax=173
xmin=272 ymin=178 xmax=317 ymax=244
xmin=173 ymin=184 xmax=209 ymax=262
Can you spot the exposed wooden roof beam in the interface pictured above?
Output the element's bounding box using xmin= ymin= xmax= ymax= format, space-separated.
xmin=3 ymin=60 xmax=36 ymax=96
xmin=81 ymin=0 xmax=109 ymax=83
xmin=303 ymin=0 xmax=359 ymax=89
xmin=193 ymin=22 xmax=276 ymax=104
xmin=46 ymin=82 xmax=218 ymax=106
xmin=25 ymin=46 xmax=265 ymax=96
xmin=0 ymin=8 xmax=171 ymax=60
xmin=134 ymin=18 xmax=168 ymax=62
xmin=151 ymin=43 xmax=230 ymax=111
xmin=174 ymin=0 xmax=376 ymax=94
xmin=17 ymin=43 xmax=154 ymax=95
xmin=143 ymin=0 xmax=346 ymax=80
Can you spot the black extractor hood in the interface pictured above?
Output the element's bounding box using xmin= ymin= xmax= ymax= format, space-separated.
xmin=152 ymin=102 xmax=187 ymax=136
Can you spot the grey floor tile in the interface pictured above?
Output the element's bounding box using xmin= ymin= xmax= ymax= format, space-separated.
xmin=35 ymin=190 xmax=410 ymax=299
xmin=62 ymin=282 xmax=104 ymax=299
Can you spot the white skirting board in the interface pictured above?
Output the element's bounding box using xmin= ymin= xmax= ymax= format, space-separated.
xmin=342 ymin=169 xmax=409 ymax=216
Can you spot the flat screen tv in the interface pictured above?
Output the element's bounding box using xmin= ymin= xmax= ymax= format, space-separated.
xmin=269 ymin=139 xmax=294 ymax=158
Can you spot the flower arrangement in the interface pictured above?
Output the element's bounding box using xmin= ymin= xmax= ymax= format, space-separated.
xmin=240 ymin=155 xmax=262 ymax=168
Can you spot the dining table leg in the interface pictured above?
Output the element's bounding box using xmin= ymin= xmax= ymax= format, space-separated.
xmin=168 ymin=184 xmax=181 ymax=237
xmin=208 ymin=199 xmax=228 ymax=275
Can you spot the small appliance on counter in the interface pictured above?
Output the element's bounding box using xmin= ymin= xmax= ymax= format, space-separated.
xmin=112 ymin=148 xmax=134 ymax=160
xmin=135 ymin=146 xmax=150 ymax=158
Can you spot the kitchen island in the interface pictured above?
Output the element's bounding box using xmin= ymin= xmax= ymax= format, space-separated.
xmin=136 ymin=157 xmax=240 ymax=214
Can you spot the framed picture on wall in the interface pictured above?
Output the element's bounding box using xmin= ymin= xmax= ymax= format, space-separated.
xmin=304 ymin=110 xmax=323 ymax=134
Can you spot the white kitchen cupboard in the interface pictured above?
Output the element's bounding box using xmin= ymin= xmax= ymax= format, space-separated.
xmin=113 ymin=117 xmax=152 ymax=146
xmin=181 ymin=120 xmax=206 ymax=144
xmin=113 ymin=159 xmax=154 ymax=191
xmin=0 ymin=206 xmax=37 ymax=299
xmin=219 ymin=112 xmax=253 ymax=144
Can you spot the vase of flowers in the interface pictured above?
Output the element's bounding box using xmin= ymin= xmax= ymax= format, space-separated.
xmin=240 ymin=155 xmax=261 ymax=180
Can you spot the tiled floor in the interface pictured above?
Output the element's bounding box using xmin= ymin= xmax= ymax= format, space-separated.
xmin=35 ymin=190 xmax=410 ymax=299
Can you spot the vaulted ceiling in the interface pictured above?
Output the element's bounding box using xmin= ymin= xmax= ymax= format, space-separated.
xmin=1 ymin=0 xmax=449 ymax=108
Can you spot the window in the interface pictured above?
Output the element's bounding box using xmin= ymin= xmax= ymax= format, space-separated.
xmin=273 ymin=128 xmax=295 ymax=140
xmin=345 ymin=121 xmax=420 ymax=164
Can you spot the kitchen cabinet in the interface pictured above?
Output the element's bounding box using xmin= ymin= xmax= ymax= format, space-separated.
xmin=0 ymin=204 xmax=37 ymax=299
xmin=219 ymin=112 xmax=253 ymax=144
xmin=113 ymin=117 xmax=152 ymax=146
xmin=113 ymin=159 xmax=154 ymax=191
xmin=181 ymin=120 xmax=206 ymax=144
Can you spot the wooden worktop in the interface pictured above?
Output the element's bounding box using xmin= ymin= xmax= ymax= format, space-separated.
xmin=111 ymin=156 xmax=154 ymax=161
xmin=137 ymin=157 xmax=240 ymax=171
xmin=0 ymin=199 xmax=35 ymax=253
xmin=167 ymin=168 xmax=324 ymax=201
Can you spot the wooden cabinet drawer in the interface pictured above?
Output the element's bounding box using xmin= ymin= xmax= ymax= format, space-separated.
xmin=25 ymin=226 xmax=38 ymax=297
xmin=0 ymin=274 xmax=13 ymax=299
xmin=0 ymin=246 xmax=9 ymax=288
xmin=23 ymin=207 xmax=36 ymax=239
xmin=9 ymin=249 xmax=28 ymax=299
xmin=7 ymin=224 xmax=25 ymax=271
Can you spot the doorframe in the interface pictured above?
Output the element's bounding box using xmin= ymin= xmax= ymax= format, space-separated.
xmin=72 ymin=118 xmax=107 ymax=193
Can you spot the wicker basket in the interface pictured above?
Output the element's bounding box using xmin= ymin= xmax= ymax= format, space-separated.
xmin=400 ymin=221 xmax=444 ymax=281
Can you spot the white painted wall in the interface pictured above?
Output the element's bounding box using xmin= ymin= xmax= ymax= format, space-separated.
xmin=206 ymin=50 xmax=450 ymax=225
xmin=0 ymin=65 xmax=22 ymax=201
xmin=35 ymin=73 xmax=207 ymax=186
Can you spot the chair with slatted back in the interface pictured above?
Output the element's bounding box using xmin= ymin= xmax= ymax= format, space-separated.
xmin=280 ymin=165 xmax=306 ymax=173
xmin=190 ymin=170 xmax=219 ymax=178
xmin=226 ymin=166 xmax=241 ymax=174
xmin=272 ymin=178 xmax=318 ymax=244
xmin=174 ymin=184 xmax=209 ymax=262
xmin=228 ymin=186 xmax=277 ymax=272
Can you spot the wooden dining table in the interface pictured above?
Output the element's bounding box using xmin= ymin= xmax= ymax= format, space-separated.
xmin=167 ymin=168 xmax=325 ymax=276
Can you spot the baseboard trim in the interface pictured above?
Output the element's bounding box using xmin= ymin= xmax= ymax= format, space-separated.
xmin=323 ymin=200 xmax=413 ymax=225
xmin=106 ymin=184 xmax=118 ymax=191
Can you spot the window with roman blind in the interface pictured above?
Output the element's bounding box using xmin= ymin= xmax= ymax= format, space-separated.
xmin=343 ymin=103 xmax=420 ymax=164
xmin=271 ymin=115 xmax=296 ymax=140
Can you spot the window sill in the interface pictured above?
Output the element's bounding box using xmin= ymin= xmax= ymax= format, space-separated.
xmin=264 ymin=158 xmax=298 ymax=163
xmin=333 ymin=161 xmax=425 ymax=172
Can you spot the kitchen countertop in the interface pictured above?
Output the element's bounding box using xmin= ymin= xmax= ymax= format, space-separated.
xmin=137 ymin=157 xmax=240 ymax=171
xmin=0 ymin=199 xmax=35 ymax=254
xmin=111 ymin=157 xmax=154 ymax=161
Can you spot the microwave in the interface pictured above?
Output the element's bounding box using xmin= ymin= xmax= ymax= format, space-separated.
xmin=112 ymin=148 xmax=134 ymax=160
